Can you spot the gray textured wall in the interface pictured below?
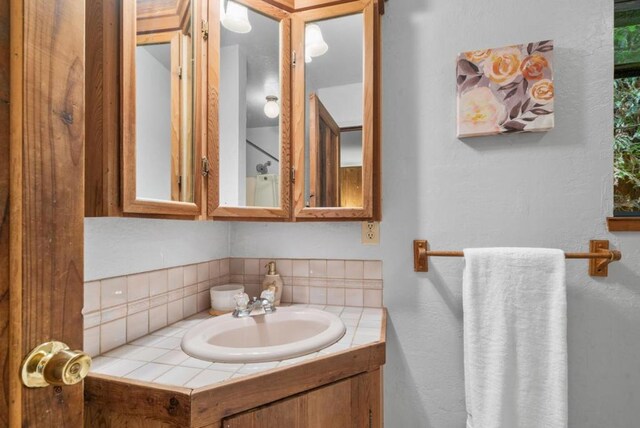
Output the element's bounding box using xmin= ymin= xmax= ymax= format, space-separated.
xmin=233 ymin=0 xmax=640 ymax=426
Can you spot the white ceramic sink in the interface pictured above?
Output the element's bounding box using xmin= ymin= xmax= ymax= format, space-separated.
xmin=181 ymin=307 xmax=346 ymax=363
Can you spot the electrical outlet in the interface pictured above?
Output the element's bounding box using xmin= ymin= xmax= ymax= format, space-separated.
xmin=361 ymin=221 xmax=380 ymax=245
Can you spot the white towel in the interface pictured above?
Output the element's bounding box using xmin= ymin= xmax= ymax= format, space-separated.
xmin=246 ymin=177 xmax=256 ymax=207
xmin=463 ymin=248 xmax=567 ymax=428
xmin=254 ymin=174 xmax=279 ymax=207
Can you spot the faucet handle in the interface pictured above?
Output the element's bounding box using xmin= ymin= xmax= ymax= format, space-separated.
xmin=234 ymin=292 xmax=250 ymax=310
xmin=260 ymin=289 xmax=275 ymax=304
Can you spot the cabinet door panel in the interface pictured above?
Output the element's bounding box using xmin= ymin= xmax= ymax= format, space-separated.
xmin=306 ymin=377 xmax=352 ymax=427
xmin=223 ymin=394 xmax=304 ymax=427
xmin=208 ymin=0 xmax=292 ymax=221
xmin=292 ymin=1 xmax=377 ymax=220
xmin=222 ymin=370 xmax=381 ymax=428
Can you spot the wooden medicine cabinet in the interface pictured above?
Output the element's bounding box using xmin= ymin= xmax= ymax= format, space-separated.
xmin=209 ymin=0 xmax=382 ymax=221
xmin=121 ymin=0 xmax=205 ymax=217
xmin=85 ymin=0 xmax=382 ymax=221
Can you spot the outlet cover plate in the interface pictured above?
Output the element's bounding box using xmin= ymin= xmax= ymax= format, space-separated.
xmin=361 ymin=221 xmax=380 ymax=245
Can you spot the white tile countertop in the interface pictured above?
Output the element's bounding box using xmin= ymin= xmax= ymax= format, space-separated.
xmin=89 ymin=305 xmax=385 ymax=389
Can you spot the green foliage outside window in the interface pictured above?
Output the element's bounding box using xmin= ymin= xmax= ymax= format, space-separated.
xmin=615 ymin=25 xmax=640 ymax=65
xmin=614 ymin=76 xmax=640 ymax=213
xmin=614 ymin=20 xmax=640 ymax=214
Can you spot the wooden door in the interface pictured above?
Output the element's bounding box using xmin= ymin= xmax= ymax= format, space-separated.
xmin=309 ymin=92 xmax=341 ymax=207
xmin=340 ymin=166 xmax=363 ymax=208
xmin=1 ymin=0 xmax=86 ymax=426
xmin=222 ymin=369 xmax=382 ymax=428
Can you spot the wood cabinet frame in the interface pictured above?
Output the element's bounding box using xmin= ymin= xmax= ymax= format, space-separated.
xmin=207 ymin=0 xmax=293 ymax=221
xmin=121 ymin=0 xmax=204 ymax=217
xmin=86 ymin=0 xmax=381 ymax=221
xmin=292 ymin=0 xmax=377 ymax=221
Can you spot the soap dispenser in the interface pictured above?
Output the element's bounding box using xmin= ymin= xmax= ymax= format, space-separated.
xmin=262 ymin=261 xmax=284 ymax=305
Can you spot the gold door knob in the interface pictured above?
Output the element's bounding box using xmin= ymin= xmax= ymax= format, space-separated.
xmin=21 ymin=341 xmax=92 ymax=388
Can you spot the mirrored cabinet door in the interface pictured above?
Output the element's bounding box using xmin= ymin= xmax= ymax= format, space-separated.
xmin=293 ymin=2 xmax=376 ymax=220
xmin=121 ymin=0 xmax=203 ymax=216
xmin=208 ymin=0 xmax=291 ymax=219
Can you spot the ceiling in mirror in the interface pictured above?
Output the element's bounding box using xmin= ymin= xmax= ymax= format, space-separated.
xmin=306 ymin=14 xmax=363 ymax=101
xmin=221 ymin=5 xmax=280 ymax=128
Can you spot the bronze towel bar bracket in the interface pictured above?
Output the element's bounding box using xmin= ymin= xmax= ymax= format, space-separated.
xmin=413 ymin=239 xmax=622 ymax=278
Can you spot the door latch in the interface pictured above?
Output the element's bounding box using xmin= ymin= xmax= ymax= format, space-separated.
xmin=202 ymin=157 xmax=211 ymax=177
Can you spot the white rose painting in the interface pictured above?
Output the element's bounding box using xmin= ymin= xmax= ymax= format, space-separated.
xmin=457 ymin=40 xmax=554 ymax=138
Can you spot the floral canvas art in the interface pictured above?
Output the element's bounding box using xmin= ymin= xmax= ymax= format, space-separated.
xmin=456 ymin=40 xmax=554 ymax=137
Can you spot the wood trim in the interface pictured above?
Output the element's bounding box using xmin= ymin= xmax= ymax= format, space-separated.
xmin=262 ymin=0 xmax=372 ymax=13
xmin=293 ymin=1 xmax=376 ymax=220
xmin=295 ymin=0 xmax=367 ymax=11
xmin=261 ymin=0 xmax=296 ymax=12
xmin=86 ymin=0 xmax=123 ymax=217
xmin=122 ymin=0 xmax=201 ymax=217
xmin=137 ymin=0 xmax=192 ymax=35
xmin=9 ymin=0 xmax=85 ymax=425
xmin=372 ymin=0 xmax=382 ymax=221
xmin=136 ymin=31 xmax=177 ymax=45
xmin=235 ymin=0 xmax=291 ymax=20
xmin=607 ymin=216 xmax=640 ymax=231
xmin=209 ymin=1 xmax=292 ymax=220
xmin=206 ymin=0 xmax=220 ymax=217
xmin=292 ymin=0 xmax=369 ymax=21
xmin=0 ymin=0 xmax=8 ymax=420
xmin=197 ymin=0 xmax=208 ymax=218
xmin=8 ymin=0 xmax=23 ymax=423
xmin=309 ymin=92 xmax=318 ymax=207
xmin=170 ymin=33 xmax=181 ymax=201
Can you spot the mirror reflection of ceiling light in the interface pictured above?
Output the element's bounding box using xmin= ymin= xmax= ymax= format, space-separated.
xmin=221 ymin=1 xmax=252 ymax=34
xmin=264 ymin=96 xmax=280 ymax=119
xmin=305 ymin=24 xmax=328 ymax=59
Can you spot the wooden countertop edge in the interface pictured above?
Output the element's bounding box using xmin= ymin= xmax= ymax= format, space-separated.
xmin=84 ymin=308 xmax=388 ymax=427
xmin=84 ymin=373 xmax=193 ymax=426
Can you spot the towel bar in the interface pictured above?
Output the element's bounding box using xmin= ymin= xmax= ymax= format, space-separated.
xmin=413 ymin=239 xmax=622 ymax=277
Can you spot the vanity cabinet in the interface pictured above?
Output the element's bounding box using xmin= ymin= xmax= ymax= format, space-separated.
xmin=85 ymin=0 xmax=383 ymax=221
xmin=222 ymin=369 xmax=382 ymax=428
xmin=84 ymin=317 xmax=386 ymax=427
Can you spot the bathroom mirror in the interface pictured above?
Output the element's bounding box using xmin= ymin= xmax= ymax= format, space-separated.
xmin=293 ymin=3 xmax=375 ymax=219
xmin=121 ymin=0 xmax=202 ymax=216
xmin=209 ymin=0 xmax=291 ymax=219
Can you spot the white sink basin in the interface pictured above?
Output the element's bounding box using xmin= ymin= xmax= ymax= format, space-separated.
xmin=181 ymin=307 xmax=346 ymax=363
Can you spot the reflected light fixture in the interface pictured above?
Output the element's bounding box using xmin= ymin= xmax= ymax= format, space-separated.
xmin=221 ymin=0 xmax=252 ymax=34
xmin=305 ymin=24 xmax=328 ymax=59
xmin=264 ymin=96 xmax=280 ymax=119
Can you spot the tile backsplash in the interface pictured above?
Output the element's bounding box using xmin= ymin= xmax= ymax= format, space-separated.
xmin=84 ymin=258 xmax=383 ymax=357
xmin=228 ymin=258 xmax=383 ymax=308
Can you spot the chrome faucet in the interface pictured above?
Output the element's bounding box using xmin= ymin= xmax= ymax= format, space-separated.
xmin=232 ymin=289 xmax=276 ymax=318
